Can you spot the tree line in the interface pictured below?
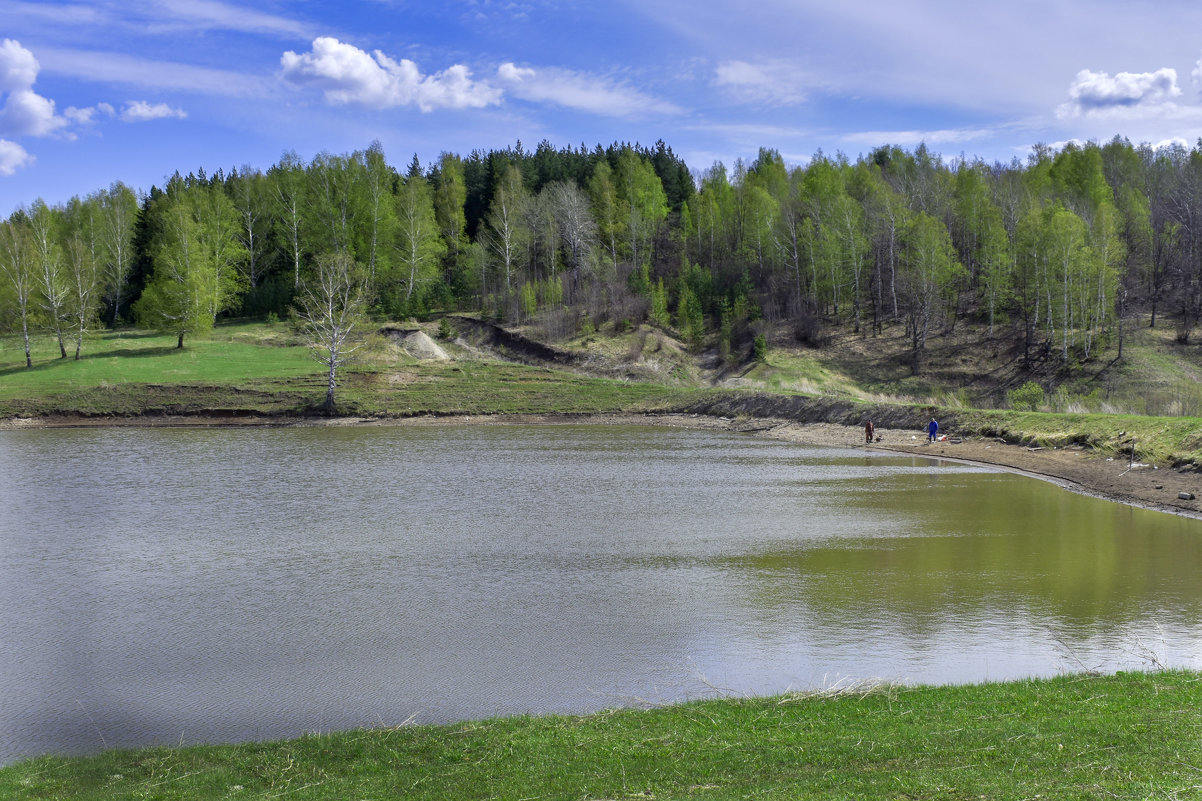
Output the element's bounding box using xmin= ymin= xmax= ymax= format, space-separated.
xmin=3 ymin=135 xmax=1202 ymax=373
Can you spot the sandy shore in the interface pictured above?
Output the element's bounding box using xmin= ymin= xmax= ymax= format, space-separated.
xmin=4 ymin=411 xmax=1201 ymax=519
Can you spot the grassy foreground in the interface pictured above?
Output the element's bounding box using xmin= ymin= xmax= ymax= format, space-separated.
xmin=2 ymin=671 xmax=1200 ymax=800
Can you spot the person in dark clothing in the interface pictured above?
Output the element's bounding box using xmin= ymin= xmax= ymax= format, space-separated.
xmin=865 ymin=420 xmax=874 ymax=444
xmin=927 ymin=417 xmax=939 ymax=443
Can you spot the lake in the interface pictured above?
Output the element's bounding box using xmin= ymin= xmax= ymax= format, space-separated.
xmin=2 ymin=423 xmax=1201 ymax=764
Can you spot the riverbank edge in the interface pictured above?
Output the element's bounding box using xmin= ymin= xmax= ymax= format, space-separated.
xmin=3 ymin=670 xmax=1200 ymax=799
xmin=4 ymin=405 xmax=1201 ymax=519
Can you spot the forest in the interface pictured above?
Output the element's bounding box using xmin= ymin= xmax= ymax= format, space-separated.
xmin=1 ymin=135 xmax=1200 ymax=375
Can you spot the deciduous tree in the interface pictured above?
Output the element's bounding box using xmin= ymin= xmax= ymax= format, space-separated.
xmin=292 ymin=252 xmax=371 ymax=413
xmin=0 ymin=215 xmax=36 ymax=367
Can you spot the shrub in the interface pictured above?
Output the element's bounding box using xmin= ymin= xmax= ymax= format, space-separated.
xmin=753 ymin=334 xmax=767 ymax=363
xmin=1008 ymin=380 xmax=1044 ymax=411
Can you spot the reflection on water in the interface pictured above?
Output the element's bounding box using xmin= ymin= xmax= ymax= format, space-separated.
xmin=1 ymin=424 xmax=1200 ymax=764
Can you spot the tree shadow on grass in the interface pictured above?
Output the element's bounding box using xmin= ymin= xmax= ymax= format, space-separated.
xmin=103 ymin=330 xmax=168 ymax=340
xmin=92 ymin=346 xmax=182 ymax=360
xmin=0 ymin=346 xmax=182 ymax=378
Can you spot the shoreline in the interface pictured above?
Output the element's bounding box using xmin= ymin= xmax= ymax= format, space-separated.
xmin=4 ymin=410 xmax=1201 ymax=519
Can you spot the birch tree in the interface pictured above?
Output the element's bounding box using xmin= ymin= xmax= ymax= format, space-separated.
xmin=62 ymin=196 xmax=104 ymax=359
xmin=98 ymin=182 xmax=138 ymax=326
xmin=292 ymin=251 xmax=370 ymax=412
xmin=549 ymin=180 xmax=597 ymax=302
xmin=482 ymin=164 xmax=530 ymax=292
xmin=588 ymin=160 xmax=621 ymax=271
xmin=357 ymin=142 xmax=396 ymax=280
xmin=0 ymin=216 xmax=36 ymax=367
xmin=28 ymin=200 xmax=70 ymax=358
xmin=228 ymin=166 xmax=271 ymax=289
xmin=433 ymin=152 xmax=468 ymax=280
xmin=393 ymin=172 xmax=445 ymax=307
xmin=269 ymin=150 xmax=306 ymax=288
xmin=899 ymin=211 xmax=964 ymax=373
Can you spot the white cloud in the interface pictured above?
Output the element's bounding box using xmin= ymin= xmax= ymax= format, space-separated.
xmin=0 ymin=138 xmax=33 ymax=175
xmin=280 ymin=37 xmax=501 ymax=112
xmin=497 ymin=62 xmax=681 ymax=117
xmin=841 ymin=127 xmax=993 ymax=147
xmin=713 ymin=60 xmax=807 ymax=106
xmin=119 ymin=100 xmax=187 ymax=121
xmin=1060 ymin=67 xmax=1181 ymax=116
xmin=0 ymin=38 xmax=39 ymax=93
xmin=64 ymin=105 xmax=97 ymax=125
xmin=37 ymin=47 xmax=272 ymax=98
xmin=0 ymin=39 xmax=68 ymax=138
xmin=0 ymin=88 xmax=68 ymax=136
xmin=683 ymin=122 xmax=811 ymax=139
xmin=1153 ymin=137 xmax=1190 ymax=151
xmin=150 ymin=0 xmax=310 ymax=37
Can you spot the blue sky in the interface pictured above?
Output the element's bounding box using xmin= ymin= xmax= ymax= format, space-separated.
xmin=5 ymin=0 xmax=1202 ymax=213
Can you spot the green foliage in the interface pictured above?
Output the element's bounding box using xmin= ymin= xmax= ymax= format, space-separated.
xmin=392 ymin=173 xmax=447 ymax=308
xmin=649 ymin=278 xmax=670 ymax=327
xmin=536 ymin=276 xmax=563 ymax=308
xmin=134 ymin=175 xmax=249 ymax=347
xmin=676 ymin=285 xmax=705 ymax=349
xmin=615 ymin=147 xmax=668 ymax=267
xmin=0 ymin=133 xmax=1199 ymax=382
xmin=718 ymin=298 xmax=733 ymax=362
xmin=753 ymin=333 xmax=768 ymax=362
xmin=520 ymin=282 xmax=537 ymax=320
xmin=628 ymin=263 xmax=651 ymax=296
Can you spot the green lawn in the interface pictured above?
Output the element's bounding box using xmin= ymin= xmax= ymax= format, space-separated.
xmin=0 ymin=324 xmax=317 ymax=399
xmin=2 ymin=671 xmax=1199 ymax=800
xmin=0 ymin=323 xmax=689 ymax=418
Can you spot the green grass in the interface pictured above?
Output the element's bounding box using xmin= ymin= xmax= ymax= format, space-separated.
xmin=0 ymin=323 xmax=691 ymax=419
xmin=3 ymin=671 xmax=1199 ymax=800
xmin=0 ymin=324 xmax=316 ymax=392
xmin=941 ymin=406 xmax=1202 ymax=466
xmin=744 ymin=351 xmax=861 ymax=397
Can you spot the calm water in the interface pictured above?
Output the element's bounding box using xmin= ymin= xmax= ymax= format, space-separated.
xmin=2 ymin=424 xmax=1201 ymax=764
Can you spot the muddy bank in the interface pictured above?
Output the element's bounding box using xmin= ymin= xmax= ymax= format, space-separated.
xmin=4 ymin=406 xmax=1200 ymax=520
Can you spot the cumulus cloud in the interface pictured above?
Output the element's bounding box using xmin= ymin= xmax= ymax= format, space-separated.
xmin=120 ymin=100 xmax=187 ymax=121
xmin=1154 ymin=137 xmax=1190 ymax=151
xmin=0 ymin=138 xmax=33 ymax=175
xmin=497 ymin=62 xmax=681 ymax=116
xmin=63 ymin=105 xmax=99 ymax=125
xmin=280 ymin=37 xmax=501 ymax=111
xmin=713 ymin=60 xmax=807 ymax=106
xmin=279 ymin=37 xmax=680 ymax=118
xmin=0 ymin=38 xmax=68 ymax=138
xmin=1060 ymin=67 xmax=1181 ymax=116
xmin=0 ymin=39 xmax=39 ymax=93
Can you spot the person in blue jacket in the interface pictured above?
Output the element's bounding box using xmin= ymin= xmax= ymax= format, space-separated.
xmin=927 ymin=417 xmax=939 ymax=443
